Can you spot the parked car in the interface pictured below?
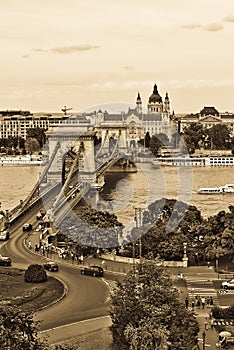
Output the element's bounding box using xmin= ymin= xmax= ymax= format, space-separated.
xmin=0 ymin=230 xmax=10 ymax=241
xmin=23 ymin=223 xmax=32 ymax=232
xmin=0 ymin=256 xmax=12 ymax=266
xmin=80 ymin=265 xmax=104 ymax=277
xmin=222 ymin=279 xmax=234 ymax=289
xmin=43 ymin=262 xmax=59 ymax=272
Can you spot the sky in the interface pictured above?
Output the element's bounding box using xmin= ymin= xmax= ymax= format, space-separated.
xmin=1 ymin=0 xmax=234 ymax=114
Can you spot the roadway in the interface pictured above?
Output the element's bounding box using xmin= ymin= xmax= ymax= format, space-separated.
xmin=0 ymin=203 xmax=111 ymax=343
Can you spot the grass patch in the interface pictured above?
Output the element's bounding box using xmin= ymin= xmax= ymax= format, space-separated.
xmin=0 ymin=267 xmax=64 ymax=312
xmin=52 ymin=328 xmax=114 ymax=350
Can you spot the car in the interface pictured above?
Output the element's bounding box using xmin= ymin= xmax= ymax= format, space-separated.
xmin=36 ymin=211 xmax=45 ymax=220
xmin=23 ymin=223 xmax=32 ymax=232
xmin=80 ymin=265 xmax=104 ymax=277
xmin=0 ymin=256 xmax=12 ymax=266
xmin=0 ymin=230 xmax=10 ymax=241
xmin=222 ymin=279 xmax=234 ymax=289
xmin=43 ymin=262 xmax=59 ymax=272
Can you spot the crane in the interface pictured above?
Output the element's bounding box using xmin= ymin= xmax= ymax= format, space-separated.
xmin=61 ymin=106 xmax=73 ymax=115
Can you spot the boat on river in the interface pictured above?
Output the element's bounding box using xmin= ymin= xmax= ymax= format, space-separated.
xmin=0 ymin=155 xmax=44 ymax=166
xmin=198 ymin=184 xmax=234 ymax=194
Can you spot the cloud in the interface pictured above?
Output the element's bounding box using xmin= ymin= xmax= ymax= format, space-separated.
xmin=181 ymin=23 xmax=201 ymax=30
xmin=182 ymin=22 xmax=224 ymax=32
xmin=21 ymin=54 xmax=30 ymax=59
xmin=123 ymin=65 xmax=134 ymax=71
xmin=203 ymin=23 xmax=224 ymax=32
xmin=33 ymin=44 xmax=100 ymax=54
xmin=224 ymin=14 xmax=234 ymax=23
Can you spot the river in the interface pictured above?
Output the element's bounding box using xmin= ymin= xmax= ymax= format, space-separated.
xmin=0 ymin=165 xmax=234 ymax=226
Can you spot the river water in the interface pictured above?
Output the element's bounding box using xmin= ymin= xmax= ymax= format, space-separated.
xmin=0 ymin=165 xmax=234 ymax=226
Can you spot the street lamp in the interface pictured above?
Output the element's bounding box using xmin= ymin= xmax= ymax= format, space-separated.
xmin=134 ymin=207 xmax=142 ymax=261
xmin=202 ymin=331 xmax=206 ymax=350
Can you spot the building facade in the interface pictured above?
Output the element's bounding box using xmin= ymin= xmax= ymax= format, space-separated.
xmin=88 ymin=83 xmax=175 ymax=141
xmin=178 ymin=106 xmax=234 ymax=136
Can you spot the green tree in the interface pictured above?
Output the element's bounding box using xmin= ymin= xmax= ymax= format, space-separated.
xmin=24 ymin=138 xmax=40 ymax=154
xmin=110 ymin=261 xmax=199 ymax=350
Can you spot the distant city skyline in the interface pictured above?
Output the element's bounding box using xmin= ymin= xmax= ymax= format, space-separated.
xmin=1 ymin=0 xmax=234 ymax=113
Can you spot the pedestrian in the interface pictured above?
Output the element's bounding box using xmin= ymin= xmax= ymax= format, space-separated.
xmin=201 ymin=296 xmax=205 ymax=309
xmin=185 ymin=297 xmax=189 ymax=309
xmin=196 ymin=298 xmax=201 ymax=309
xmin=191 ymin=300 xmax=195 ymax=310
xmin=210 ymin=296 xmax=214 ymax=306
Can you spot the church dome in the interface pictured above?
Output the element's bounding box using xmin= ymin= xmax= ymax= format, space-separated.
xmin=148 ymin=84 xmax=162 ymax=103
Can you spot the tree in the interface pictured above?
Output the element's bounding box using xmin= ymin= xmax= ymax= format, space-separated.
xmin=149 ymin=135 xmax=162 ymax=156
xmin=182 ymin=123 xmax=206 ymax=153
xmin=208 ymin=124 xmax=231 ymax=149
xmin=0 ymin=305 xmax=78 ymax=349
xmin=24 ymin=138 xmax=40 ymax=154
xmin=110 ymin=261 xmax=199 ymax=350
xmin=144 ymin=132 xmax=151 ymax=148
xmin=27 ymin=128 xmax=46 ymax=148
xmin=24 ymin=264 xmax=47 ymax=283
xmin=0 ymin=305 xmax=47 ymax=349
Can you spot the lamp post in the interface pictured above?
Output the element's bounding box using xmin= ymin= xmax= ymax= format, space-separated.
xmin=202 ymin=330 xmax=206 ymax=350
xmin=134 ymin=207 xmax=142 ymax=262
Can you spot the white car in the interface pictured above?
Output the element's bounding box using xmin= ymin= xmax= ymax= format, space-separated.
xmin=222 ymin=279 xmax=234 ymax=289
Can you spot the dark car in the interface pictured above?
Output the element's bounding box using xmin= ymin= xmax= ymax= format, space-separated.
xmin=0 ymin=256 xmax=12 ymax=266
xmin=80 ymin=265 xmax=104 ymax=277
xmin=43 ymin=262 xmax=59 ymax=272
xmin=23 ymin=223 xmax=32 ymax=232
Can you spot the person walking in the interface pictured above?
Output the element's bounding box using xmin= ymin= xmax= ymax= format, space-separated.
xmin=185 ymin=297 xmax=189 ymax=309
xmin=210 ymin=296 xmax=214 ymax=306
xmin=201 ymin=296 xmax=205 ymax=309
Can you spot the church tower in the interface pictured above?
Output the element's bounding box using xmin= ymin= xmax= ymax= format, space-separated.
xmin=136 ymin=92 xmax=142 ymax=113
xmin=164 ymin=92 xmax=170 ymax=114
xmin=147 ymin=83 xmax=163 ymax=114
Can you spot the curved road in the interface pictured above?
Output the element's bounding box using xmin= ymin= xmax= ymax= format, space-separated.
xmin=0 ymin=205 xmax=110 ymax=339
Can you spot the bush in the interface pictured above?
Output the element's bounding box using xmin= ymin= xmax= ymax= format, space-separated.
xmin=212 ymin=305 xmax=234 ymax=319
xmin=24 ymin=264 xmax=47 ymax=283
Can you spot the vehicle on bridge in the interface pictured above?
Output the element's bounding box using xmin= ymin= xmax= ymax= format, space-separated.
xmin=80 ymin=265 xmax=104 ymax=277
xmin=36 ymin=210 xmax=45 ymax=220
xmin=0 ymin=255 xmax=12 ymax=266
xmin=22 ymin=223 xmax=32 ymax=232
xmin=0 ymin=230 xmax=10 ymax=241
xmin=222 ymin=279 xmax=234 ymax=289
xmin=43 ymin=261 xmax=59 ymax=272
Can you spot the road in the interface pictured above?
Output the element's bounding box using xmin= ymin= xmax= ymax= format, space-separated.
xmin=0 ymin=204 xmax=111 ymax=343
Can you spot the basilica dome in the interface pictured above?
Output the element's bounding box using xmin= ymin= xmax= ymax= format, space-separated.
xmin=148 ymin=84 xmax=162 ymax=103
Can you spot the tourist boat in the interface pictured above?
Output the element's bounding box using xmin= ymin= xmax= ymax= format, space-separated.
xmin=198 ymin=184 xmax=234 ymax=194
xmin=0 ymin=155 xmax=44 ymax=166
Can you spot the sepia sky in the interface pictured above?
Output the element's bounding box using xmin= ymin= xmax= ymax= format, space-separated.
xmin=1 ymin=0 xmax=234 ymax=114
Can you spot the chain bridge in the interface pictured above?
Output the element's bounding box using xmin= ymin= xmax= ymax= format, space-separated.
xmin=2 ymin=123 xmax=143 ymax=232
